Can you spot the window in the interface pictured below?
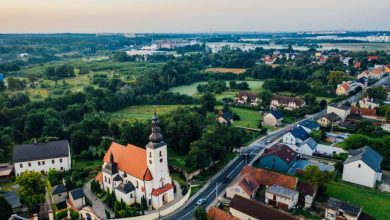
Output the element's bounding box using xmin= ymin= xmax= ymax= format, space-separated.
xmin=28 ymin=163 xmax=31 ymax=167
xmin=42 ymin=161 xmax=45 ymax=165
xmin=149 ymin=152 xmax=152 ymax=158
xmin=272 ymin=158 xmax=276 ymax=162
xmin=52 ymin=160 xmax=55 ymax=164
xmin=105 ymin=176 xmax=107 ymax=182
xmin=136 ymin=182 xmax=139 ymax=188
xmin=108 ymin=179 xmax=110 ymax=184
xmin=20 ymin=164 xmax=23 ymax=168
xmin=159 ymin=151 xmax=162 ymax=157
xmin=160 ymin=158 xmax=163 ymax=163
xmin=60 ymin=159 xmax=63 ymax=163
xmin=60 ymin=167 xmax=64 ymax=171
xmin=131 ymin=194 xmax=133 ymax=198
xmin=149 ymin=160 xmax=152 ymax=164
xmin=358 ymin=164 xmax=361 ymax=168
xmin=58 ymin=193 xmax=61 ymax=197
xmin=38 ymin=161 xmax=41 ymax=166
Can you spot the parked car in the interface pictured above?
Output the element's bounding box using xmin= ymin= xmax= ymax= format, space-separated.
xmin=196 ymin=198 xmax=207 ymax=206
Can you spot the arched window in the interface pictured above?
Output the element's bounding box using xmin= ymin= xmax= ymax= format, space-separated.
xmin=149 ymin=152 xmax=152 ymax=158
xmin=159 ymin=151 xmax=162 ymax=157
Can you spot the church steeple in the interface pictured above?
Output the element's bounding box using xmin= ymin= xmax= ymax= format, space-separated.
xmin=149 ymin=110 xmax=163 ymax=143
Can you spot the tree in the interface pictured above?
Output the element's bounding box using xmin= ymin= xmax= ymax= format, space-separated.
xmin=229 ymin=80 xmax=237 ymax=89
xmin=6 ymin=77 xmax=26 ymax=91
xmin=364 ymin=86 xmax=388 ymax=101
xmin=0 ymin=80 xmax=6 ymax=92
xmin=258 ymin=90 xmax=272 ymax=108
xmin=304 ymin=93 xmax=317 ymax=106
xmin=386 ymin=108 xmax=390 ymax=123
xmin=342 ymin=134 xmax=370 ymax=150
xmin=303 ymin=165 xmax=333 ymax=186
xmin=310 ymin=130 xmax=323 ymax=142
xmin=327 ymin=71 xmax=347 ymax=88
xmin=0 ymin=195 xmax=12 ymax=220
xmin=200 ymin=93 xmax=216 ymax=112
xmin=194 ymin=206 xmax=208 ymax=220
xmin=16 ymin=171 xmax=46 ymax=213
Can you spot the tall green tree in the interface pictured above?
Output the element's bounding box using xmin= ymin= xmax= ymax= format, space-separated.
xmin=16 ymin=171 xmax=46 ymax=214
xmin=200 ymin=93 xmax=216 ymax=112
xmin=194 ymin=206 xmax=208 ymax=220
xmin=327 ymin=71 xmax=347 ymax=88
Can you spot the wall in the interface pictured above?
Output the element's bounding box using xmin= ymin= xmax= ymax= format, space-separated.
xmin=259 ymin=155 xmax=289 ymax=173
xmin=263 ymin=115 xmax=277 ymax=127
xmin=52 ymin=193 xmax=67 ymax=204
xmin=265 ymin=192 xmax=298 ymax=209
xmin=230 ymin=207 xmax=256 ymax=220
xmin=14 ymin=156 xmax=71 ymax=176
xmin=342 ymin=161 xmax=377 ymax=188
xmin=226 ymin=185 xmax=250 ymax=200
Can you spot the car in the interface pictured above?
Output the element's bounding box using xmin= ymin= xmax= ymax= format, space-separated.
xmin=196 ymin=198 xmax=207 ymax=206
xmin=222 ymin=176 xmax=230 ymax=184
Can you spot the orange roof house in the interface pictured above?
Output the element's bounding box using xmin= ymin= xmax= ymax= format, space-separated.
xmin=208 ymin=207 xmax=239 ymax=220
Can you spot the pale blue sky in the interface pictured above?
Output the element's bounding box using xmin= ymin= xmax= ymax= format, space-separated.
xmin=0 ymin=0 xmax=389 ymax=33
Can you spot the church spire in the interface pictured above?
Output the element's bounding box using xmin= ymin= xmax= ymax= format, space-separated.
xmin=148 ymin=110 xmax=163 ymax=144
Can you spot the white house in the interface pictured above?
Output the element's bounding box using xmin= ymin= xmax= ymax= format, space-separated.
xmin=265 ymin=185 xmax=299 ymax=210
xmin=342 ymin=146 xmax=382 ymax=188
xmin=298 ymin=138 xmax=318 ymax=156
xmin=325 ymin=197 xmax=362 ymax=220
xmin=327 ymin=104 xmax=351 ymax=122
xmin=297 ymin=120 xmax=320 ymax=134
xmin=12 ymin=140 xmax=71 ymax=176
xmin=96 ymin=113 xmax=174 ymax=209
xmin=271 ymin=95 xmax=305 ymax=110
xmin=282 ymin=126 xmax=310 ymax=147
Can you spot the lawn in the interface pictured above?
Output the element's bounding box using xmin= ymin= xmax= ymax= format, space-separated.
xmin=230 ymin=107 xmax=262 ymax=129
xmin=168 ymin=80 xmax=263 ymax=97
xmin=72 ymin=158 xmax=102 ymax=171
xmin=203 ymin=68 xmax=247 ymax=74
xmin=108 ymin=105 xmax=194 ymax=123
xmin=325 ymin=181 xmax=390 ymax=220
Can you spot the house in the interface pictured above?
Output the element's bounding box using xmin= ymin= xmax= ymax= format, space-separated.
xmin=282 ymin=126 xmax=310 ymax=147
xmin=367 ymin=56 xmax=379 ymax=61
xmin=97 ymin=113 xmax=174 ymax=209
xmin=208 ymin=207 xmax=239 ymax=220
xmin=12 ymin=140 xmax=71 ymax=176
xmin=217 ymin=112 xmax=233 ymax=125
xmin=350 ymin=106 xmax=376 ymax=117
xmin=0 ymin=163 xmax=13 ymax=181
xmin=354 ymin=61 xmax=361 ymax=69
xmin=369 ymin=67 xmax=385 ymax=79
xmin=296 ymin=181 xmax=317 ymax=209
xmin=342 ymin=146 xmax=382 ymax=188
xmin=69 ymin=188 xmax=86 ymax=210
xmin=270 ymin=95 xmax=305 ymax=110
xmin=325 ymin=197 xmax=361 ymax=220
xmin=226 ymin=166 xmax=298 ymax=199
xmin=235 ymin=91 xmax=259 ymax=106
xmin=336 ymin=81 xmax=362 ymax=96
xmin=297 ymin=120 xmax=320 ymax=133
xmin=258 ymin=144 xmax=298 ymax=173
xmin=317 ymin=112 xmax=342 ymax=127
xmin=356 ymin=97 xmax=379 ymax=109
xmin=263 ymin=110 xmax=283 ymax=127
xmin=343 ymin=57 xmax=352 ymax=66
xmin=229 ymin=195 xmax=298 ymax=220
xmin=51 ymin=184 xmax=67 ymax=205
xmin=327 ymin=104 xmax=351 ymax=122
xmin=3 ymin=191 xmax=22 ymax=213
xmin=264 ymin=56 xmax=276 ymax=65
xmin=265 ymin=184 xmax=299 ymax=210
xmin=298 ymin=138 xmax=318 ymax=156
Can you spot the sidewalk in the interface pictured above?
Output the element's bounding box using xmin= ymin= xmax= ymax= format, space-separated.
xmin=83 ymin=181 xmax=114 ymax=219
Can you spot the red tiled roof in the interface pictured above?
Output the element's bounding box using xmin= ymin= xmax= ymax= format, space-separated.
xmin=103 ymin=142 xmax=153 ymax=181
xmin=208 ymin=207 xmax=239 ymax=220
xmin=367 ymin=56 xmax=379 ymax=61
xmin=151 ymin=183 xmax=174 ymax=196
xmin=341 ymin=83 xmax=350 ymax=91
xmin=260 ymin=143 xmax=298 ymax=165
xmin=370 ymin=68 xmax=383 ymax=75
xmin=240 ymin=166 xmax=298 ymax=190
xmin=351 ymin=106 xmax=376 ymax=116
xmin=354 ymin=62 xmax=361 ymax=68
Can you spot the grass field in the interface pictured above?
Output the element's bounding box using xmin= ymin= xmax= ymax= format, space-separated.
xmin=230 ymin=107 xmax=262 ymax=129
xmin=203 ymin=68 xmax=247 ymax=74
xmin=108 ymin=105 xmax=194 ymax=123
xmin=168 ymin=80 xmax=263 ymax=97
xmin=326 ymin=181 xmax=390 ymax=220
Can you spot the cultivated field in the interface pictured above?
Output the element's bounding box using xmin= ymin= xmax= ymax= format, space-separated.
xmin=203 ymin=68 xmax=247 ymax=74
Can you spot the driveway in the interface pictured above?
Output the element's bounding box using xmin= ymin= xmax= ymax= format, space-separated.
xmin=379 ymin=170 xmax=390 ymax=192
xmin=83 ymin=181 xmax=114 ymax=219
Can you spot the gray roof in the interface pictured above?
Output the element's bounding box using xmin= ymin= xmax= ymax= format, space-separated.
xmin=113 ymin=174 xmax=122 ymax=181
xmin=327 ymin=197 xmax=361 ymax=217
xmin=70 ymin=188 xmax=85 ymax=200
xmin=265 ymin=184 xmax=299 ymax=200
xmin=290 ymin=127 xmax=310 ymax=141
xmin=116 ymin=182 xmax=135 ymax=194
xmin=3 ymin=191 xmax=22 ymax=209
xmin=51 ymin=184 xmax=67 ymax=195
xmin=13 ymin=140 xmax=69 ymax=163
xmin=322 ymin=112 xmax=341 ymax=122
xmin=302 ymin=138 xmax=318 ymax=150
xmin=299 ymin=120 xmax=319 ymax=130
xmin=344 ymin=146 xmax=382 ymax=172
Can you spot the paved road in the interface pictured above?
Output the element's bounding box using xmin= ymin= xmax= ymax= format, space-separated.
xmin=164 ymin=76 xmax=390 ymax=220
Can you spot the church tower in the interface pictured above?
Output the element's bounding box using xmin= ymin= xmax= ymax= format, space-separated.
xmin=146 ymin=111 xmax=172 ymax=189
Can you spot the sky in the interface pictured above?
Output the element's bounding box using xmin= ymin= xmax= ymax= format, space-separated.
xmin=0 ymin=0 xmax=389 ymax=33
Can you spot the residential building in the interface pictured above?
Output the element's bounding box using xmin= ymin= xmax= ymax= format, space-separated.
xmin=317 ymin=112 xmax=342 ymax=127
xmin=69 ymin=188 xmax=86 ymax=210
xmin=235 ymin=91 xmax=259 ymax=106
xmin=336 ymin=81 xmax=362 ymax=96
xmin=12 ymin=140 xmax=71 ymax=176
xmin=297 ymin=138 xmax=318 ymax=156
xmin=325 ymin=197 xmax=361 ymax=220
xmin=265 ymin=185 xmax=299 ymax=210
xmin=282 ymin=126 xmax=310 ymax=147
xmin=270 ymin=95 xmax=305 ymax=110
xmin=356 ymin=97 xmax=379 ymax=109
xmin=216 ymin=112 xmax=233 ymax=125
xmin=264 ymin=56 xmax=276 ymax=65
xmin=327 ymin=104 xmax=351 ymax=122
xmin=0 ymin=163 xmax=13 ymax=180
xmin=96 ymin=113 xmax=174 ymax=209
xmin=258 ymin=144 xmax=298 ymax=173
xmin=350 ymin=106 xmax=377 ymax=117
xmin=367 ymin=56 xmax=379 ymax=61
xmin=51 ymin=184 xmax=67 ymax=205
xmin=296 ymin=181 xmax=317 ymax=209
xmin=3 ymin=191 xmax=22 ymax=213
xmin=297 ymin=120 xmax=320 ymax=133
xmin=342 ymin=146 xmax=382 ymax=188
xmin=358 ymin=67 xmax=385 ymax=79
xmin=263 ymin=110 xmax=283 ymax=127
xmin=342 ymin=57 xmax=352 ymax=66
xmin=226 ymin=166 xmax=298 ymax=199
xmin=208 ymin=207 xmax=239 ymax=220
xmin=229 ymin=195 xmax=298 ymax=220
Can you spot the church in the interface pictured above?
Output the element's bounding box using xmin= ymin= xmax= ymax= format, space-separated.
xmin=95 ymin=113 xmax=174 ymax=209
